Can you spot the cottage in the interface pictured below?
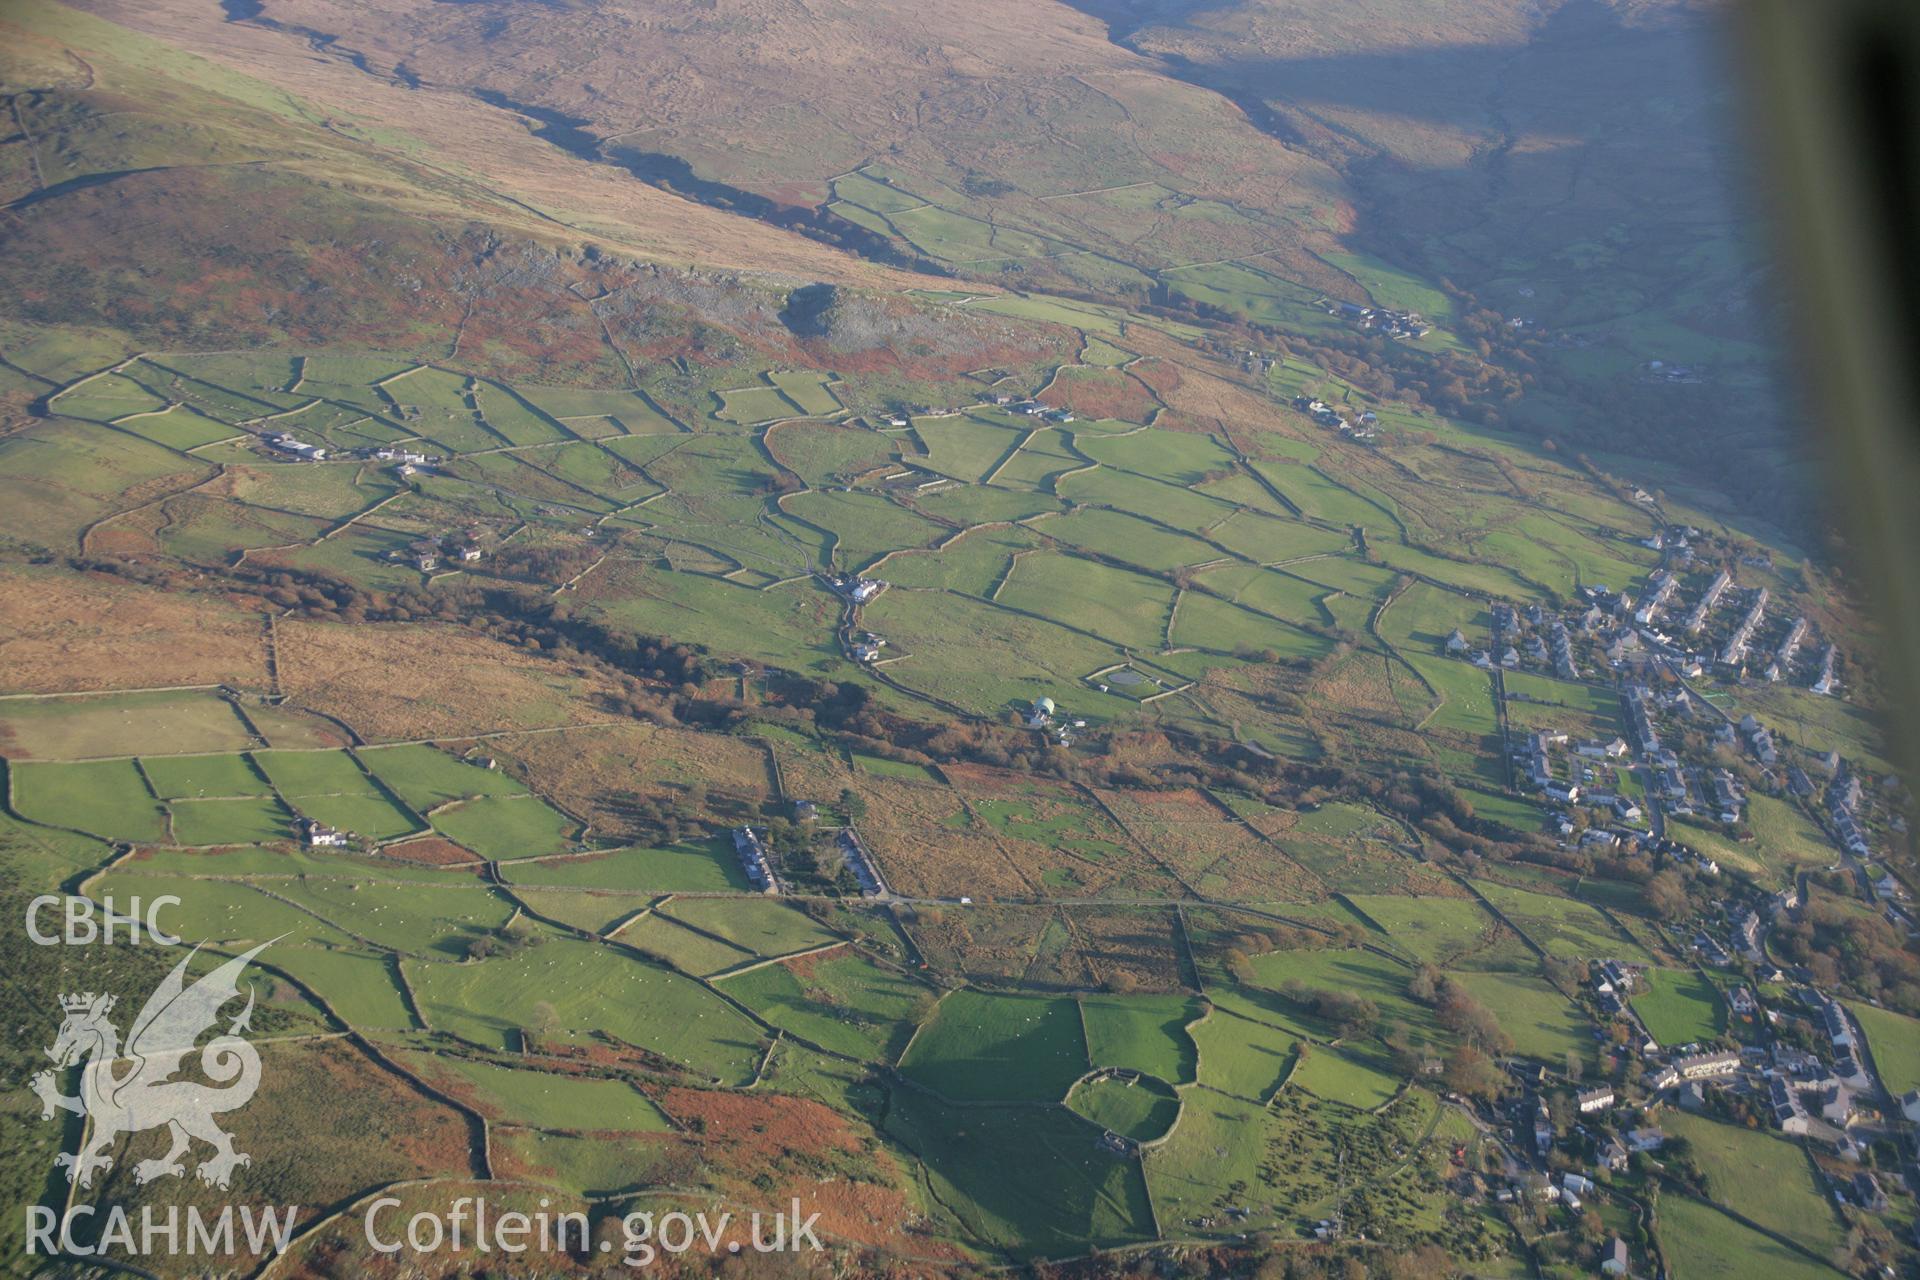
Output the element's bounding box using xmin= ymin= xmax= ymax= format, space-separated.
xmin=1576 ymin=1086 xmax=1614 ymax=1114
xmin=732 ymin=826 xmax=779 ymax=894
xmin=1601 ymin=1236 xmax=1631 ymax=1276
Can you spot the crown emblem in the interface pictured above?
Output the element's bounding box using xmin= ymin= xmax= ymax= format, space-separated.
xmin=60 ymin=993 xmax=112 ymax=1014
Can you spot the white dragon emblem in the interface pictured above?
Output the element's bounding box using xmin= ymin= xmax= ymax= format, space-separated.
xmin=31 ymin=941 xmax=272 ymax=1190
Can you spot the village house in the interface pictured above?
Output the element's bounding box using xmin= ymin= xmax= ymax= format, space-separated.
xmin=1576 ymin=1086 xmax=1615 ymax=1114
xmin=1673 ymin=1049 xmax=1741 ymax=1081
xmin=1771 ymin=1077 xmax=1815 ymax=1135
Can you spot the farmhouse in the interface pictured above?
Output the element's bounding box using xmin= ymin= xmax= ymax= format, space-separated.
xmin=829 ymin=573 xmax=886 ymax=604
xmin=302 ymin=818 xmax=350 ymax=848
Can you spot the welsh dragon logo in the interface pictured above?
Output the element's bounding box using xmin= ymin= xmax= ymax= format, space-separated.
xmin=32 ymin=941 xmax=272 ymax=1190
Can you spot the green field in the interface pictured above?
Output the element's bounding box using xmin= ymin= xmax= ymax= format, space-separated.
xmin=721 ymin=949 xmax=929 ymax=1061
xmin=1066 ymin=1073 xmax=1180 ymax=1140
xmin=429 ymin=794 xmax=574 ymax=858
xmin=885 ymin=1091 xmax=1156 ymax=1256
xmin=1663 ymin=1112 xmax=1845 ymax=1259
xmin=1449 ymin=971 xmax=1593 ymax=1065
xmin=502 ymin=840 xmax=749 ymax=892
xmin=252 ymin=749 xmax=380 ymax=797
xmin=1474 ymin=880 xmax=1652 ymax=965
xmin=655 ymin=897 xmax=835 ymax=957
xmin=1657 ymin=1194 xmax=1837 ymax=1280
xmin=408 ymin=1053 xmax=673 ymax=1132
xmin=1079 ymin=993 xmax=1201 ymax=1084
xmin=140 ymin=752 xmax=272 ymax=799
xmin=12 ymin=759 xmax=167 ymax=841
xmin=1851 ymin=1002 xmax=1920 ymax=1095
xmin=1290 ymin=1044 xmax=1401 ymax=1108
xmin=1632 ymin=967 xmax=1725 ymax=1047
xmin=409 ymin=933 xmax=767 ymax=1080
xmin=0 ymin=690 xmax=257 ymax=760
xmin=169 ymin=795 xmax=296 ymax=845
xmin=1191 ymin=1009 xmax=1297 ymax=1100
xmin=358 ymin=744 xmax=528 ymax=808
xmin=899 ymin=990 xmax=1087 ymax=1102
xmin=619 ymin=911 xmax=755 ymax=976
xmin=1342 ymin=895 xmax=1505 ymax=967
